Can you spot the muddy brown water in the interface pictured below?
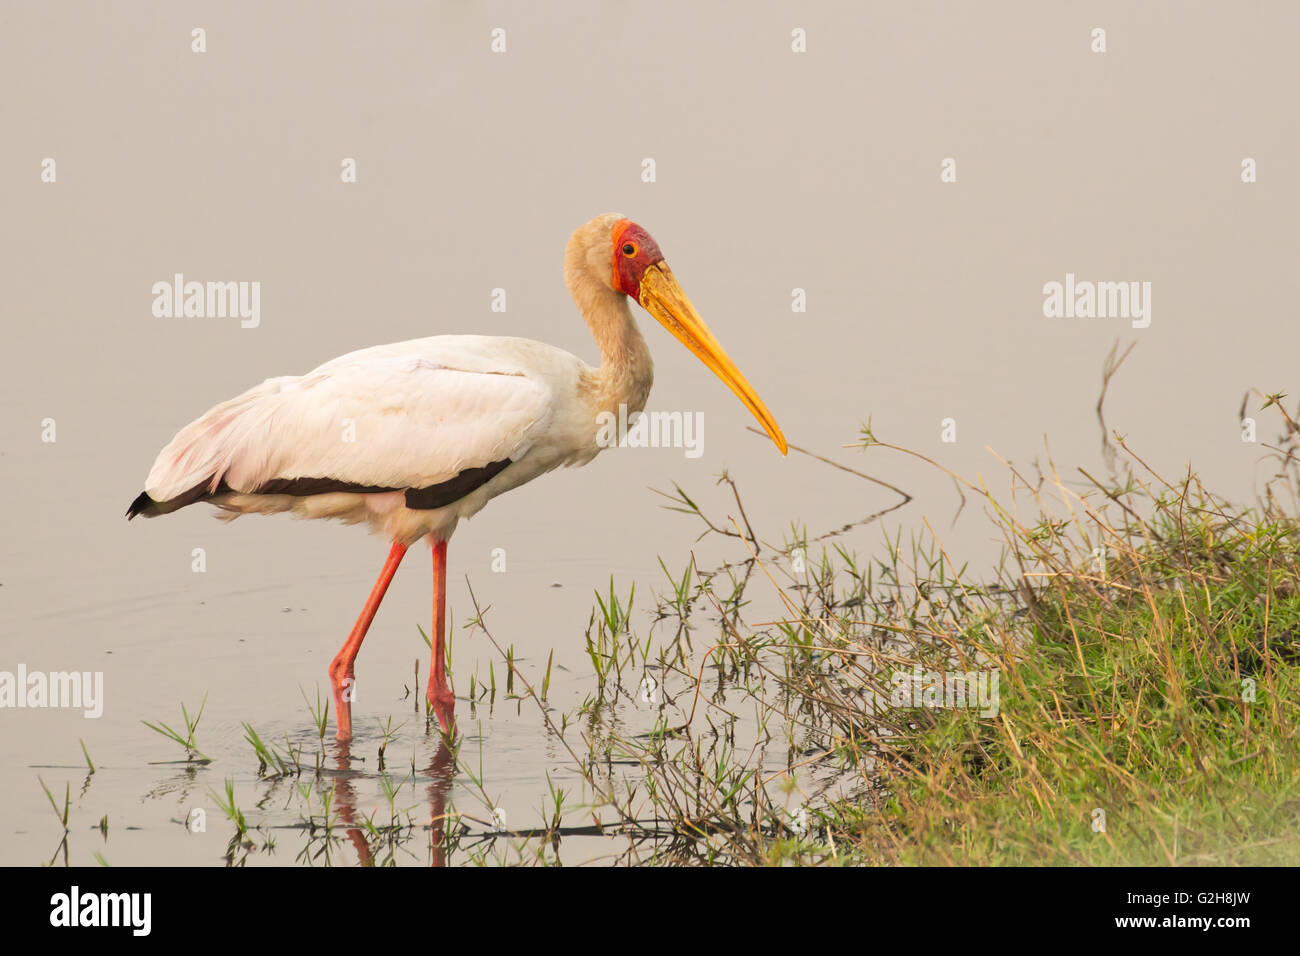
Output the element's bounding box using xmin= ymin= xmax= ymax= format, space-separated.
xmin=3 ymin=2 xmax=1298 ymax=864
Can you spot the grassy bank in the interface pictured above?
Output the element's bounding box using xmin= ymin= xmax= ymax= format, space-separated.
xmin=567 ymin=399 xmax=1300 ymax=865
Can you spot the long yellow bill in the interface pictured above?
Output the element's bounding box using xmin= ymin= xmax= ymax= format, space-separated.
xmin=638 ymin=262 xmax=787 ymax=455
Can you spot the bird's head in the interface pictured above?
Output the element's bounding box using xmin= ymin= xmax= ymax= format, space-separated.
xmin=568 ymin=214 xmax=787 ymax=456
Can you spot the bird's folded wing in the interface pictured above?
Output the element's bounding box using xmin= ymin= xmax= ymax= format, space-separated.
xmin=144 ymin=355 xmax=554 ymax=501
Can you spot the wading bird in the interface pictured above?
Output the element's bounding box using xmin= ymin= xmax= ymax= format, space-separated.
xmin=127 ymin=215 xmax=787 ymax=740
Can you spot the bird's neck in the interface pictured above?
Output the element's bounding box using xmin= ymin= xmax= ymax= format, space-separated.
xmin=572 ymin=275 xmax=654 ymax=417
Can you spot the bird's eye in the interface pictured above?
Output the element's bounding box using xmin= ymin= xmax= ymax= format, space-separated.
xmin=622 ymin=243 xmax=637 ymax=257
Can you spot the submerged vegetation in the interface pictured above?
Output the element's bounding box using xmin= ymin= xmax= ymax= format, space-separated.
xmin=46 ymin=391 xmax=1300 ymax=866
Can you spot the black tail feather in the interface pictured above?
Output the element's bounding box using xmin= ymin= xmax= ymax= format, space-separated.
xmin=126 ymin=490 xmax=161 ymax=519
xmin=126 ymin=479 xmax=225 ymax=520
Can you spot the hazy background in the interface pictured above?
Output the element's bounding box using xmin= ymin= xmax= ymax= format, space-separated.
xmin=2 ymin=1 xmax=1297 ymax=863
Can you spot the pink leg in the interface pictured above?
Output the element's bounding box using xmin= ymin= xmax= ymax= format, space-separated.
xmin=426 ymin=539 xmax=456 ymax=735
xmin=329 ymin=541 xmax=408 ymax=741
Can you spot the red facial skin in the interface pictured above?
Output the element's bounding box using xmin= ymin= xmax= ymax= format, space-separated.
xmin=610 ymin=219 xmax=665 ymax=300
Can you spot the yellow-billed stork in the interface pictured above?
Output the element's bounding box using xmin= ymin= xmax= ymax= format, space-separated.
xmin=127 ymin=214 xmax=787 ymax=740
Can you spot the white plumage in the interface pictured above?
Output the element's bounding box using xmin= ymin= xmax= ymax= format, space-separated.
xmin=142 ymin=336 xmax=589 ymax=544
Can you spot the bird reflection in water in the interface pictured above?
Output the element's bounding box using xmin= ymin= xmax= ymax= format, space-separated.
xmin=331 ymin=735 xmax=457 ymax=867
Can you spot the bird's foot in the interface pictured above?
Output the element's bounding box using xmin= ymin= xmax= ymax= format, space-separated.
xmin=427 ymin=688 xmax=457 ymax=739
xmin=329 ymin=661 xmax=357 ymax=742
